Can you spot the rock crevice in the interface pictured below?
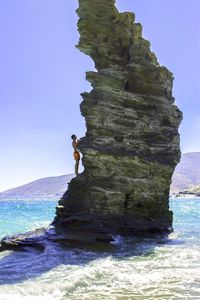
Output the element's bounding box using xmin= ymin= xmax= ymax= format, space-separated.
xmin=55 ymin=0 xmax=182 ymax=237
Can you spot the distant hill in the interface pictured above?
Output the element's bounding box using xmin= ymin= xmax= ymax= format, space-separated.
xmin=1 ymin=152 xmax=200 ymax=199
xmin=170 ymin=152 xmax=200 ymax=194
xmin=0 ymin=174 xmax=75 ymax=199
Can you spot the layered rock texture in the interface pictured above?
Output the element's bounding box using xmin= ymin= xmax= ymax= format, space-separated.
xmin=55 ymin=0 xmax=182 ymax=237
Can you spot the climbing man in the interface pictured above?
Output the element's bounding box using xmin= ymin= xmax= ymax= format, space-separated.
xmin=71 ymin=134 xmax=80 ymax=176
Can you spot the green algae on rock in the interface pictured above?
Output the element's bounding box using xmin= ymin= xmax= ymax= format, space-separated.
xmin=55 ymin=0 xmax=182 ymax=238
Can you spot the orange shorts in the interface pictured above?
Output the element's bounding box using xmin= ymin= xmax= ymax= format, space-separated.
xmin=73 ymin=151 xmax=80 ymax=161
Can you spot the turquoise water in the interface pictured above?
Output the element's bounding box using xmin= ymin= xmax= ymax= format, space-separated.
xmin=0 ymin=197 xmax=200 ymax=299
xmin=0 ymin=199 xmax=57 ymax=239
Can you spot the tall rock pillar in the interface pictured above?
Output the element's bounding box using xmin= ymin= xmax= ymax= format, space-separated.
xmin=55 ymin=0 xmax=182 ymax=237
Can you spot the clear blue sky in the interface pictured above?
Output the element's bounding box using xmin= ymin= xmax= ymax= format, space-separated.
xmin=0 ymin=0 xmax=199 ymax=191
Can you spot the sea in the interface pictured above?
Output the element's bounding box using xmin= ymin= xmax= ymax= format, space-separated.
xmin=0 ymin=197 xmax=200 ymax=300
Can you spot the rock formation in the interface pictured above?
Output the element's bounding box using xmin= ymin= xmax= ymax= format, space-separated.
xmin=55 ymin=0 xmax=182 ymax=238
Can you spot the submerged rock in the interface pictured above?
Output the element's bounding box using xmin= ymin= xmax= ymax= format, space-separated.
xmin=55 ymin=0 xmax=182 ymax=237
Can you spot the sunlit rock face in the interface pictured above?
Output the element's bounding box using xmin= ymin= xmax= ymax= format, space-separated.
xmin=55 ymin=0 xmax=182 ymax=238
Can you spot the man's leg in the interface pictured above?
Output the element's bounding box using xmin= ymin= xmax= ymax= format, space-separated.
xmin=75 ymin=159 xmax=79 ymax=176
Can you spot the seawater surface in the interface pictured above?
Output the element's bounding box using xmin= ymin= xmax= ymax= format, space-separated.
xmin=0 ymin=197 xmax=200 ymax=300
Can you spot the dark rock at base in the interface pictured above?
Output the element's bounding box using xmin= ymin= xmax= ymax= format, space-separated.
xmin=55 ymin=0 xmax=182 ymax=236
xmin=0 ymin=228 xmax=47 ymax=252
xmin=0 ymin=223 xmax=172 ymax=253
xmin=0 ymin=227 xmax=116 ymax=253
xmin=53 ymin=212 xmax=173 ymax=236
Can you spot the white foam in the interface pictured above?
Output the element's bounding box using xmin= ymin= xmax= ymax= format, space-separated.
xmin=1 ymin=241 xmax=200 ymax=300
